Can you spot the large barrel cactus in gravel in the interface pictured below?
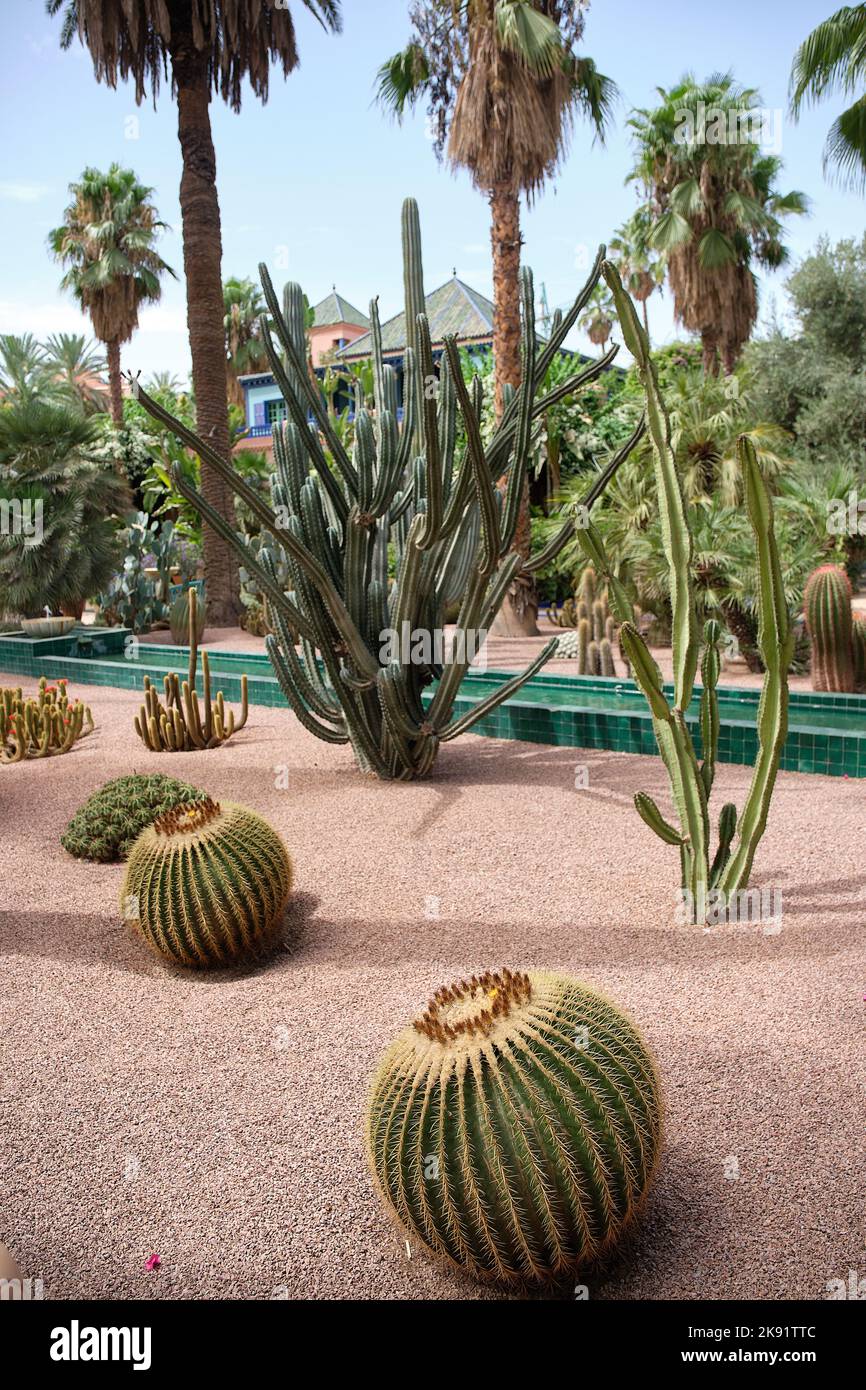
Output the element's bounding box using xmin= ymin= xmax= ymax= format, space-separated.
xmin=121 ymin=797 xmax=292 ymax=968
xmin=804 ymin=564 xmax=855 ymax=692
xmin=365 ymin=968 xmax=662 ymax=1287
xmin=131 ymin=200 xmax=643 ymax=779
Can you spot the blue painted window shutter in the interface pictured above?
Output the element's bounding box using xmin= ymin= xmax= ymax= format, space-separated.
xmin=253 ymin=401 xmax=266 ymax=427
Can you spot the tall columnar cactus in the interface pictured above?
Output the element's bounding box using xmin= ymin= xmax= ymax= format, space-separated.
xmin=121 ymin=797 xmax=292 ymax=968
xmin=134 ymin=589 xmax=248 ymax=751
xmin=1 ymin=678 xmax=93 ymax=763
xmin=579 ymin=262 xmax=794 ymax=922
xmin=365 ymin=968 xmax=662 ymax=1287
xmin=803 ymin=564 xmax=855 ymax=693
xmin=131 ymin=201 xmax=642 ymax=780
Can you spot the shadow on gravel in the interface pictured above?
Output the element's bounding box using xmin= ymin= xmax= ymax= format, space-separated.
xmin=0 ymin=891 xmax=321 ymax=980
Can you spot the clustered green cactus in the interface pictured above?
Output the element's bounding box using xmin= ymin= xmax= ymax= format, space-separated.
xmin=576 ymin=262 xmax=793 ymax=922
xmin=121 ymin=796 xmax=292 ymax=968
xmin=552 ymin=566 xmax=619 ymax=674
xmin=365 ymin=968 xmax=662 ymax=1287
xmin=803 ymin=564 xmax=859 ymax=693
xmin=61 ymin=773 xmax=207 ymax=862
xmin=132 ymin=202 xmax=640 ymax=780
xmin=134 ymin=589 xmax=249 ymax=751
xmin=1 ymin=678 xmax=94 ymax=763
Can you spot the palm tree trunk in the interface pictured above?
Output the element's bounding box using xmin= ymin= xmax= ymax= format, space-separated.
xmin=701 ymin=329 xmax=720 ymax=376
xmin=488 ymin=180 xmax=539 ymax=638
xmin=171 ymin=32 xmax=241 ymax=628
xmin=106 ymin=339 xmax=123 ymax=426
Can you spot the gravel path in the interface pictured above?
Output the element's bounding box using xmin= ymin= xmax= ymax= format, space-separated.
xmin=0 ymin=671 xmax=863 ymax=1301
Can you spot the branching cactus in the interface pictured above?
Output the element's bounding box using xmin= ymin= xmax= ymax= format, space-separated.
xmin=804 ymin=564 xmax=855 ymax=692
xmin=1 ymin=678 xmax=94 ymax=763
xmin=130 ymin=201 xmax=641 ymax=780
xmin=134 ymin=590 xmax=248 ymax=751
xmin=577 ymin=262 xmax=794 ymax=923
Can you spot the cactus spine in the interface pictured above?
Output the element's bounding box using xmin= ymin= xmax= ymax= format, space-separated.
xmin=1 ymin=678 xmax=93 ymax=763
xmin=803 ymin=564 xmax=855 ymax=692
xmin=121 ymin=797 xmax=292 ymax=968
xmin=134 ymin=589 xmax=248 ymax=751
xmin=132 ymin=205 xmax=639 ymax=779
xmin=587 ymin=261 xmax=793 ymax=920
xmin=366 ymin=968 xmax=662 ymax=1287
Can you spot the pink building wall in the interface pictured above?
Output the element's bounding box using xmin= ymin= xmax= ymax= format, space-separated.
xmin=309 ymin=321 xmax=367 ymax=368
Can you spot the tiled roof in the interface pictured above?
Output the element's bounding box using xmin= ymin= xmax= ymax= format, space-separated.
xmin=312 ymin=289 xmax=369 ymax=330
xmin=339 ymin=276 xmax=495 ymax=359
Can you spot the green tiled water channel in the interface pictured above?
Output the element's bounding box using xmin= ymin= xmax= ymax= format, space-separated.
xmin=1 ymin=627 xmax=864 ymax=776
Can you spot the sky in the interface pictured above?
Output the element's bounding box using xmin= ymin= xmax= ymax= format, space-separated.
xmin=0 ymin=0 xmax=862 ymax=383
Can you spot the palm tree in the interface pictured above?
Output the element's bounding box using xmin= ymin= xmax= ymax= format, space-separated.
xmin=48 ymin=0 xmax=343 ymax=627
xmin=578 ymin=282 xmax=615 ymax=347
xmin=43 ymin=334 xmax=108 ymax=414
xmin=608 ymin=208 xmax=664 ymax=336
xmin=0 ymin=399 xmax=130 ymax=619
xmin=790 ymin=5 xmax=866 ymax=192
xmin=0 ymin=335 xmax=49 ymax=405
xmin=628 ymin=73 xmax=808 ymax=374
xmin=224 ymin=276 xmax=269 ymax=407
xmin=377 ymin=0 xmax=616 ymax=634
xmin=49 ymin=165 xmax=174 ymax=425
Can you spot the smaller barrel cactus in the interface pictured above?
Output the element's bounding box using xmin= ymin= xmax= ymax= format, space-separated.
xmin=61 ymin=773 xmax=207 ymax=862
xmin=121 ymin=797 xmax=292 ymax=968
xmin=804 ymin=564 xmax=854 ymax=692
xmin=366 ymin=968 xmax=662 ymax=1287
xmin=169 ymin=586 xmax=206 ymax=646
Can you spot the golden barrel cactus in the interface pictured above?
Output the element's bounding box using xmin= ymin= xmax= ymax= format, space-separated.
xmin=121 ymin=798 xmax=292 ymax=968
xmin=366 ymin=969 xmax=662 ymax=1287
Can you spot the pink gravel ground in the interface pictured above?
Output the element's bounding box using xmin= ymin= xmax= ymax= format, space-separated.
xmin=0 ymin=670 xmax=863 ymax=1301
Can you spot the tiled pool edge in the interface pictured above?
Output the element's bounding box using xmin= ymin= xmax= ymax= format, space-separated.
xmin=1 ymin=636 xmax=863 ymax=777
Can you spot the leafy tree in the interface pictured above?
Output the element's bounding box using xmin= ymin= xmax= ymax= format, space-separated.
xmin=48 ymin=0 xmax=343 ymax=626
xmin=377 ymin=0 xmax=616 ymax=634
xmin=49 ymin=164 xmax=174 ymax=424
xmin=628 ymin=72 xmax=808 ymax=373
xmin=790 ymin=4 xmax=866 ymax=192
xmin=746 ymin=234 xmax=866 ymax=472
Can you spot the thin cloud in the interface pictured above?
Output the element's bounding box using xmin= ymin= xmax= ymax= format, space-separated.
xmin=0 ymin=182 xmax=50 ymax=204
